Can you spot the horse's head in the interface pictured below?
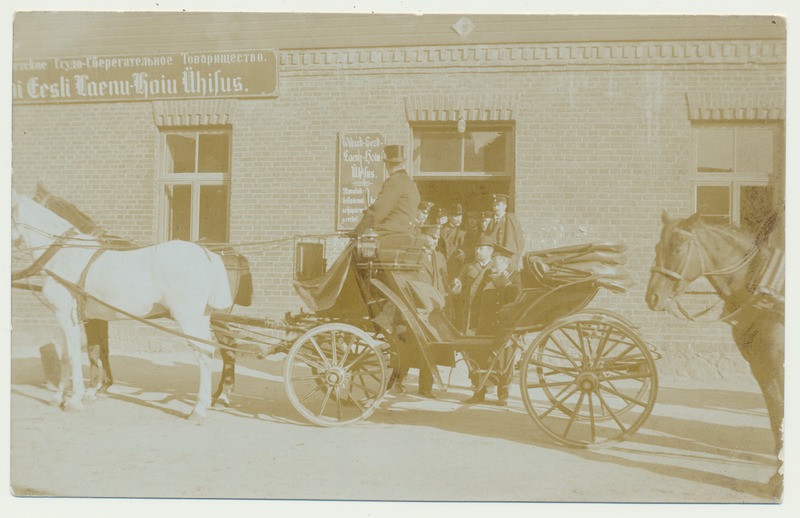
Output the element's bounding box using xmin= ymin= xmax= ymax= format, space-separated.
xmin=645 ymin=211 xmax=706 ymax=311
xmin=10 ymin=188 xmax=75 ymax=250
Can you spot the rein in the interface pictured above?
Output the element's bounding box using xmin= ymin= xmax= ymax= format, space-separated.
xmin=651 ymin=224 xmax=760 ymax=323
xmin=11 ymin=227 xmax=79 ymax=281
xmin=42 ymin=269 xmax=270 ymax=355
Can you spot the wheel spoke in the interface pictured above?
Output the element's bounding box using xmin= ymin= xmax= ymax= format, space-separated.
xmin=601 ymin=370 xmax=652 ymax=383
xmin=599 ymin=344 xmax=637 ymax=370
xmin=294 ymin=352 xmax=327 ymax=371
xmin=540 ymin=385 xmax=579 ymax=419
xmin=590 ymin=325 xmax=612 ymax=369
xmin=559 ymin=327 xmax=586 ymax=358
xmin=598 ymin=382 xmax=648 ymax=408
xmin=336 ymin=389 xmax=343 ymax=421
xmin=291 ymin=374 xmax=323 ymax=382
xmin=588 ymin=392 xmax=596 ymax=442
xmin=564 ymin=391 xmax=586 ymax=438
xmin=574 ymin=322 xmax=588 ymax=356
xmin=344 ymin=346 xmax=374 ymax=371
xmin=330 ymin=330 xmax=338 ymax=364
xmin=545 ymin=335 xmax=582 ymax=369
xmin=299 ymin=382 xmax=325 ymax=404
xmin=338 ymin=337 xmax=355 ymax=367
xmin=595 ymin=390 xmax=628 ymax=433
xmin=340 ymin=385 xmax=366 ymax=413
xmin=529 ymin=357 xmax=579 ymax=378
xmin=309 ymin=336 xmax=332 ymax=368
xmin=319 ymin=386 xmax=333 ymax=415
xmin=349 ymin=379 xmax=379 ymax=399
xmin=525 ymin=380 xmax=574 ymax=390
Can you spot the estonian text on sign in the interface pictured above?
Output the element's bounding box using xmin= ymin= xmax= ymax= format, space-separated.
xmin=12 ymin=50 xmax=279 ymax=104
xmin=337 ymin=132 xmax=386 ymax=231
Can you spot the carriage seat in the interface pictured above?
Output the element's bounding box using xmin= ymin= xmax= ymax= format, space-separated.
xmin=522 ymin=241 xmax=635 ymax=292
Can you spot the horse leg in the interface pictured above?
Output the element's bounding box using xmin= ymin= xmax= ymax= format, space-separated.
xmin=85 ymin=320 xmax=103 ymax=398
xmin=53 ymin=304 xmax=85 ymax=412
xmin=212 ymin=321 xmax=236 ymax=408
xmin=174 ymin=314 xmax=215 ymax=424
xmin=85 ymin=320 xmax=112 ymax=399
xmin=734 ymin=317 xmax=784 ymax=497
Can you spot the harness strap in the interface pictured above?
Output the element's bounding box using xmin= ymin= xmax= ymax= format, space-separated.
xmin=76 ymin=248 xmax=107 ymax=322
xmin=11 ymin=228 xmax=78 ymax=281
xmin=42 ymin=268 xmax=263 ymax=355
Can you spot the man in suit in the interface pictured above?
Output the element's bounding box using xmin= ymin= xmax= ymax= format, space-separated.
xmin=464 ymin=243 xmax=523 ymax=405
xmin=451 ymin=235 xmax=495 ymax=335
xmin=416 ymin=201 xmax=434 ymax=227
xmin=351 ymin=144 xmax=420 ymax=250
xmin=463 ymin=210 xmax=493 ymax=262
xmin=392 ymin=223 xmax=447 ymax=398
xmin=441 ymin=203 xmax=467 ymax=277
xmin=487 ymin=193 xmax=525 ymax=268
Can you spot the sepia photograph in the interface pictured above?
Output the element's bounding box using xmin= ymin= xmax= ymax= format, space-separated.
xmin=3 ymin=1 xmax=796 ymax=515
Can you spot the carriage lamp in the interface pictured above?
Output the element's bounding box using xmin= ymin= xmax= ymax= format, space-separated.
xmin=357 ymin=229 xmax=379 ymax=260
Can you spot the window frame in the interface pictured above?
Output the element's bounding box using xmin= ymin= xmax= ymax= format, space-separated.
xmin=691 ymin=122 xmax=777 ymax=227
xmin=157 ymin=126 xmax=232 ymax=243
xmin=411 ymin=121 xmax=516 ymax=179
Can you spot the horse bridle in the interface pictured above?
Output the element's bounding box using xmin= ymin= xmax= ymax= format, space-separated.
xmin=650 ymin=224 xmax=760 ymax=319
xmin=650 ymin=227 xmax=705 ymax=300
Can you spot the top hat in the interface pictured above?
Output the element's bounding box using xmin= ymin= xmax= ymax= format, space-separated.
xmin=492 ymin=193 xmax=509 ymax=204
xmin=450 ymin=203 xmax=463 ymax=216
xmin=383 ymin=145 xmax=407 ymax=164
xmin=492 ymin=243 xmax=515 ymax=258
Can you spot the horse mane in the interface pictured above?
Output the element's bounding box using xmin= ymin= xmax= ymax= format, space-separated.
xmin=678 ymin=212 xmax=758 ymax=245
xmin=35 ymin=183 xmax=104 ymax=235
xmin=34 ymin=183 xmax=135 ymax=248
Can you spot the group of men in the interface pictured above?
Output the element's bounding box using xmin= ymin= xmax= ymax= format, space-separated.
xmin=349 ymin=144 xmax=525 ymax=404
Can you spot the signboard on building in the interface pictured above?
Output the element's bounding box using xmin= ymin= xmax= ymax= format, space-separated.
xmin=12 ymin=49 xmax=279 ymax=104
xmin=337 ymin=132 xmax=386 ymax=231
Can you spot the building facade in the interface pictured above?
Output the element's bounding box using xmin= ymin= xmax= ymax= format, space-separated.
xmin=11 ymin=13 xmax=786 ymax=380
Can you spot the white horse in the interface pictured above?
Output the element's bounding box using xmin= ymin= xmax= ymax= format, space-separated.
xmin=11 ymin=189 xmax=233 ymax=423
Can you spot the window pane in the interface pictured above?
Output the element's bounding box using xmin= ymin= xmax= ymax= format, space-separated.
xmin=740 ymin=185 xmax=771 ymax=233
xmin=419 ymin=132 xmax=461 ymax=172
xmin=736 ymin=128 xmax=773 ymax=174
xmin=464 ymin=131 xmax=506 ymax=173
xmin=167 ymin=135 xmax=197 ymax=173
xmin=696 ymin=185 xmax=731 ymax=224
xmin=169 ymin=185 xmax=191 ymax=240
xmin=199 ymin=185 xmax=229 ymax=243
xmin=198 ymin=133 xmax=230 ymax=173
xmin=696 ymin=129 xmax=734 ymax=173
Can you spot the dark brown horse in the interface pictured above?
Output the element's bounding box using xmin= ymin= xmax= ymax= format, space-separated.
xmin=645 ymin=211 xmax=784 ymax=496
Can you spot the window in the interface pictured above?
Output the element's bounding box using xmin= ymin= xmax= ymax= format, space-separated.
xmin=159 ymin=128 xmax=231 ymax=243
xmin=693 ymin=123 xmax=779 ymax=232
xmin=412 ymin=122 xmax=515 ymax=211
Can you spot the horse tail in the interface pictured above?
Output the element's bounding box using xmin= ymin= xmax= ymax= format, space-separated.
xmin=204 ymin=249 xmax=235 ymax=310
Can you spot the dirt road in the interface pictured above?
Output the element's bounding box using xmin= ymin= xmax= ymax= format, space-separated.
xmin=8 ymin=341 xmax=782 ymax=506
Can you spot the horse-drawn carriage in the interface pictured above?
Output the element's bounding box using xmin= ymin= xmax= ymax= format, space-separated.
xmin=11 ymin=187 xmax=659 ymax=448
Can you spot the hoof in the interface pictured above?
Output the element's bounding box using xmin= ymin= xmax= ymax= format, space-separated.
xmin=187 ymin=412 xmax=206 ymax=425
xmin=49 ymin=396 xmax=63 ymax=407
xmin=63 ymin=400 xmax=83 ymax=413
xmin=213 ymin=394 xmax=231 ymax=408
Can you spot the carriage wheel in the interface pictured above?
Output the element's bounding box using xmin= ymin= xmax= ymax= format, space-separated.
xmin=518 ymin=311 xmax=658 ymax=447
xmin=284 ymin=323 xmax=387 ymax=427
